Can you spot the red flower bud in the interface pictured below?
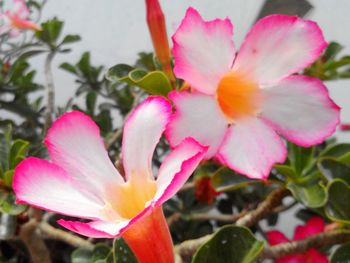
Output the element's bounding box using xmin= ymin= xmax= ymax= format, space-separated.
xmin=145 ymin=0 xmax=175 ymax=83
xmin=194 ymin=176 xmax=220 ymax=205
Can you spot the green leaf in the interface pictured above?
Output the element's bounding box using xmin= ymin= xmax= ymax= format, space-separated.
xmin=60 ymin=62 xmax=78 ymax=74
xmin=106 ymin=64 xmax=172 ymax=96
xmin=287 ymin=143 xmax=314 ymax=175
xmin=325 ymin=179 xmax=350 ymax=224
xmin=86 ymin=92 xmax=97 ymax=116
xmin=320 ymin=143 xmax=350 ymax=159
xmin=323 ymin=42 xmax=343 ymax=62
xmin=192 ymin=226 xmax=264 ymax=263
xmin=71 ymin=248 xmax=93 ymax=263
xmin=211 ymin=167 xmax=259 ymax=192
xmin=71 ymin=243 xmax=112 ymax=263
xmin=9 ymin=139 xmax=29 ymax=169
xmin=274 ymin=164 xmax=298 ymax=180
xmin=113 ymin=238 xmax=138 ymax=263
xmin=318 ymin=158 xmax=350 ymax=185
xmin=3 ymin=170 xmax=14 ymax=187
xmin=330 ymin=242 xmax=350 ymax=263
xmin=36 ymin=18 xmax=64 ymax=46
xmin=0 ymin=192 xmax=27 ymax=215
xmin=60 ymin=34 xmax=81 ymax=45
xmin=287 ymin=172 xmax=327 ymax=208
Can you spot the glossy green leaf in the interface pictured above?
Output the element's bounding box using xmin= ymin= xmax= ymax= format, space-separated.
xmin=211 ymin=167 xmax=259 ymax=192
xmin=3 ymin=170 xmax=14 ymax=187
xmin=320 ymin=143 xmax=350 ymax=159
xmin=287 ymin=143 xmax=314 ymax=175
xmin=71 ymin=244 xmax=112 ymax=263
xmin=325 ymin=179 xmax=350 ymax=224
xmin=318 ymin=158 xmax=350 ymax=185
xmin=113 ymin=238 xmax=138 ymax=263
xmin=86 ymin=92 xmax=97 ymax=116
xmin=61 ymin=34 xmax=81 ymax=45
xmin=323 ymin=42 xmax=343 ymax=62
xmin=274 ymin=165 xmax=298 ymax=180
xmin=192 ymin=226 xmax=264 ymax=263
xmin=60 ymin=62 xmax=78 ymax=74
xmin=36 ymin=18 xmax=63 ymax=46
xmin=0 ymin=192 xmax=27 ymax=215
xmin=9 ymin=139 xmax=29 ymax=169
xmin=287 ymin=172 xmax=327 ymax=208
xmin=330 ymin=242 xmax=350 ymax=263
xmin=71 ymin=248 xmax=93 ymax=263
xmin=106 ymin=64 xmax=172 ymax=96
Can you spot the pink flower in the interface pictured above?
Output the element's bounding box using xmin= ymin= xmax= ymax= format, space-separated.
xmin=340 ymin=123 xmax=350 ymax=131
xmin=13 ymin=97 xmax=207 ymax=263
xmin=267 ymin=217 xmax=328 ymax=262
xmin=166 ymin=8 xmax=340 ymax=180
xmin=0 ymin=0 xmax=41 ymax=37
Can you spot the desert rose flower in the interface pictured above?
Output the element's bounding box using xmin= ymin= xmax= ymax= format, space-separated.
xmin=13 ymin=97 xmax=207 ymax=263
xmin=0 ymin=0 xmax=41 ymax=37
xmin=267 ymin=217 xmax=328 ymax=262
xmin=166 ymin=8 xmax=340 ymax=180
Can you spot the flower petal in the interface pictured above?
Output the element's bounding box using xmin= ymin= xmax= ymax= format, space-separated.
xmin=233 ymin=15 xmax=326 ymax=85
xmin=305 ymin=249 xmax=328 ymax=263
xmin=45 ymin=111 xmax=124 ymax=196
xmin=216 ymin=118 xmax=287 ymax=179
xmin=261 ymin=75 xmax=340 ymax=147
xmin=165 ymin=91 xmax=228 ymax=159
xmin=277 ymin=255 xmax=305 ymax=263
xmin=153 ymin=138 xmax=207 ymax=205
xmin=266 ymin=230 xmax=289 ymax=245
xmin=13 ymin=157 xmax=104 ymax=220
xmin=58 ymin=205 xmax=153 ymax=238
xmin=122 ymin=96 xmax=172 ymax=181
xmin=57 ymin=220 xmax=116 ymax=238
xmin=172 ymin=7 xmax=235 ymax=95
xmin=294 ymin=216 xmax=325 ymax=240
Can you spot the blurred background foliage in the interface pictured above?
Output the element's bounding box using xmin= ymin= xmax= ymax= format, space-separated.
xmin=1 ymin=0 xmax=350 ymax=263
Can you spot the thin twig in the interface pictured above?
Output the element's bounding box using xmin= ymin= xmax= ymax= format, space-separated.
xmin=187 ymin=209 xmax=249 ymax=223
xmin=260 ymin=229 xmax=350 ymax=259
xmin=44 ymin=51 xmax=56 ymax=131
xmin=19 ymin=219 xmax=52 ymax=263
xmin=178 ymin=182 xmax=194 ymax=193
xmin=38 ymin=222 xmax=93 ymax=250
xmin=236 ymin=188 xmax=290 ymax=227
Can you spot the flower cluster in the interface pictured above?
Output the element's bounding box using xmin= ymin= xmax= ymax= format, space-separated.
xmin=0 ymin=0 xmax=41 ymax=37
xmin=12 ymin=3 xmax=340 ymax=263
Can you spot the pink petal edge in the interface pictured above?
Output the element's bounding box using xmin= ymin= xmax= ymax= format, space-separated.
xmin=172 ymin=7 xmax=235 ymax=95
xmin=261 ymin=75 xmax=340 ymax=147
xmin=233 ymin=14 xmax=327 ymax=85
xmin=153 ymin=137 xmax=208 ymax=206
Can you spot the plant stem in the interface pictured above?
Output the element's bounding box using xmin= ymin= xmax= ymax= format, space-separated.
xmin=260 ymin=229 xmax=350 ymax=259
xmin=44 ymin=51 xmax=56 ymax=131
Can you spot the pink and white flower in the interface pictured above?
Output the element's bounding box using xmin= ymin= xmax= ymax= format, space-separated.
xmin=13 ymin=97 xmax=207 ymax=263
xmin=0 ymin=0 xmax=41 ymax=37
xmin=166 ymin=8 xmax=340 ymax=180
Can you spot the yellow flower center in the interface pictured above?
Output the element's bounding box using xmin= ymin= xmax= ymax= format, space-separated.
xmin=103 ymin=176 xmax=157 ymax=220
xmin=216 ymin=71 xmax=261 ymax=122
